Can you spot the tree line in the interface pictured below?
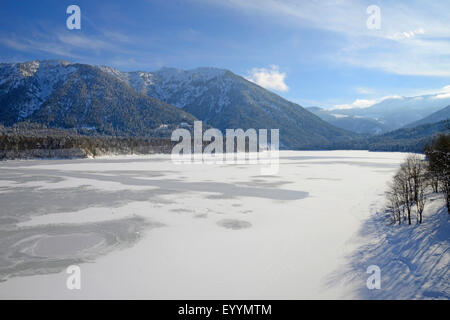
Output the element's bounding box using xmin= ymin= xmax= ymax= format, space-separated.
xmin=0 ymin=122 xmax=176 ymax=160
xmin=385 ymin=134 xmax=450 ymax=225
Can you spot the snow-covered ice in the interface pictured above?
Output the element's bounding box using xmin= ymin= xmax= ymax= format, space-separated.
xmin=0 ymin=151 xmax=447 ymax=299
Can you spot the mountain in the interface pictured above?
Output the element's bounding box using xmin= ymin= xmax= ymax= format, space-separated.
xmin=329 ymin=95 xmax=450 ymax=132
xmin=306 ymin=106 xmax=388 ymax=134
xmin=326 ymin=119 xmax=450 ymax=152
xmin=364 ymin=120 xmax=449 ymax=152
xmin=403 ymin=105 xmax=450 ymax=128
xmin=0 ymin=60 xmax=358 ymax=149
xmin=99 ymin=66 xmax=358 ymax=149
xmin=0 ymin=60 xmax=196 ymax=137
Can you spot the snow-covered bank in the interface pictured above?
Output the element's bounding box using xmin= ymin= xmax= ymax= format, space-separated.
xmin=2 ymin=151 xmax=445 ymax=299
xmin=330 ymin=194 xmax=449 ymax=299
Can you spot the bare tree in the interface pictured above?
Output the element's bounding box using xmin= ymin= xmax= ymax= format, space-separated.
xmin=425 ymin=134 xmax=450 ymax=214
xmin=386 ymin=179 xmax=403 ymax=225
xmin=426 ymin=168 xmax=440 ymax=193
xmin=385 ymin=135 xmax=449 ymax=227
xmin=393 ymin=168 xmax=413 ymax=225
xmin=405 ymin=154 xmax=427 ymax=223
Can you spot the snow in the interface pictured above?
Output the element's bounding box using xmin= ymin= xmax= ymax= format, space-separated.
xmin=1 ymin=61 xmax=234 ymax=120
xmin=332 ymin=113 xmax=349 ymax=118
xmin=0 ymin=151 xmax=447 ymax=299
xmin=331 ymin=193 xmax=449 ymax=299
xmin=17 ymin=61 xmax=40 ymax=77
xmin=95 ymin=65 xmax=231 ymax=109
xmin=155 ymin=67 xmax=226 ymax=82
xmin=0 ymin=60 xmax=77 ymax=119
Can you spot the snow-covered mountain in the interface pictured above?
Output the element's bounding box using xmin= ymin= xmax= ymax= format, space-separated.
xmin=0 ymin=60 xmax=358 ymax=148
xmin=331 ymin=94 xmax=450 ymax=132
xmin=99 ymin=65 xmax=357 ymax=149
xmin=403 ymin=105 xmax=450 ymax=128
xmin=98 ymin=66 xmax=229 ymax=112
xmin=3 ymin=60 xmax=448 ymax=147
xmin=306 ymin=106 xmax=389 ymax=135
xmin=0 ymin=60 xmax=76 ymax=120
xmin=0 ymin=60 xmax=196 ymax=136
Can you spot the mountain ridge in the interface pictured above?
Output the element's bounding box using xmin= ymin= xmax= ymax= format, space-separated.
xmin=99 ymin=64 xmax=358 ymax=149
xmin=0 ymin=60 xmax=197 ymax=137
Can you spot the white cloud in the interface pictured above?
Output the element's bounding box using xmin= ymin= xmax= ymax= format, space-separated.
xmin=0 ymin=36 xmax=80 ymax=58
xmin=337 ymin=38 xmax=450 ymax=76
xmin=331 ymin=114 xmax=349 ymax=118
xmin=197 ymin=0 xmax=448 ymax=40
xmin=331 ymin=95 xmax=404 ymax=110
xmin=0 ymin=31 xmax=118 ymax=59
xmin=380 ymin=95 xmax=404 ymax=101
xmin=332 ymin=99 xmax=376 ymax=110
xmin=387 ymin=28 xmax=425 ymax=41
xmin=58 ymin=34 xmax=111 ymax=50
xmin=325 ymin=85 xmax=450 ymax=110
xmin=0 ymin=30 xmax=142 ymax=65
xmin=246 ymin=65 xmax=289 ymax=92
xmin=355 ymin=87 xmax=375 ymax=95
xmin=433 ymin=85 xmax=450 ymax=99
xmin=435 ymin=93 xmax=450 ymax=99
xmin=199 ymin=0 xmax=450 ymax=77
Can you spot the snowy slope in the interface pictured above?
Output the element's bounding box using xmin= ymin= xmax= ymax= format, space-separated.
xmin=404 ymin=105 xmax=450 ymax=128
xmin=99 ymin=65 xmax=228 ymax=110
xmin=0 ymin=60 xmax=76 ymax=120
xmin=100 ymin=65 xmax=357 ymax=149
xmin=0 ymin=61 xmax=196 ymax=134
xmin=331 ymin=193 xmax=449 ymax=299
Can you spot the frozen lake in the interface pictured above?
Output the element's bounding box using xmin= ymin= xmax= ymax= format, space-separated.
xmin=0 ymin=150 xmax=407 ymax=299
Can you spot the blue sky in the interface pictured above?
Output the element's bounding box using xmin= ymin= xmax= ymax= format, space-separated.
xmin=1 ymin=0 xmax=449 ymax=108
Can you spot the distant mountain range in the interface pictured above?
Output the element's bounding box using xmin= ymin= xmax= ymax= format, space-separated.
xmin=308 ymin=94 xmax=450 ymax=134
xmin=403 ymin=105 xmax=450 ymax=128
xmin=0 ymin=60 xmax=357 ymax=149
xmin=306 ymin=106 xmax=389 ymax=135
xmin=1 ymin=59 xmax=449 ymax=151
xmin=325 ymin=120 xmax=450 ymax=152
xmin=366 ymin=120 xmax=450 ymax=152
